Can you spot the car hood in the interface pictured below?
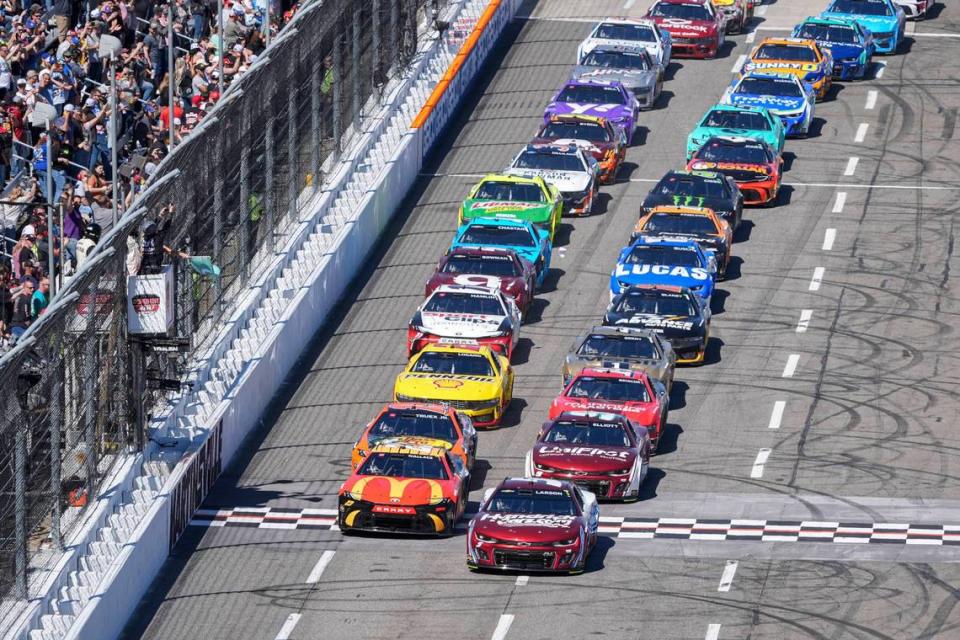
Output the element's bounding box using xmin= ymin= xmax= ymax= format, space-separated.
xmin=396 ymin=373 xmax=500 ymax=400
xmin=418 ymin=311 xmax=506 ymax=338
xmin=530 ymin=136 xmax=613 ymax=159
xmin=571 ymin=67 xmax=657 ymax=89
xmin=504 ymin=168 xmax=591 ymax=192
xmin=605 ymin=313 xmax=702 ymax=337
xmin=614 ymin=263 xmax=712 ymax=287
xmin=688 ymin=160 xmax=775 ymax=177
xmin=817 ymin=41 xmax=865 ymax=59
xmin=342 ymin=476 xmax=451 ymax=506
xmin=651 ymin=17 xmax=717 ymax=38
xmin=729 ymin=92 xmax=806 ymax=113
xmin=473 ymin=512 xmax=582 ymax=543
xmin=462 ymin=199 xmax=554 ymax=222
xmin=546 ymin=101 xmax=633 ymax=123
xmin=742 ymin=61 xmax=822 ymax=76
xmin=533 ymin=443 xmax=637 ymax=473
xmin=692 ymin=126 xmax=778 ymax=145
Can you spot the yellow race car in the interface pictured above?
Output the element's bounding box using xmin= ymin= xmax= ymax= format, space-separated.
xmin=458 ymin=174 xmax=563 ymax=242
xmin=394 ymin=344 xmax=514 ymax=428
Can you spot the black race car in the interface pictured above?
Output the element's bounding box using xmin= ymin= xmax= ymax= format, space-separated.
xmin=641 ymin=170 xmax=743 ymax=231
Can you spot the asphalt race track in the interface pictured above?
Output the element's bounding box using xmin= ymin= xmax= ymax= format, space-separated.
xmin=121 ymin=0 xmax=960 ymax=638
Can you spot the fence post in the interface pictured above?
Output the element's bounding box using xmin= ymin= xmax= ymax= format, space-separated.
xmin=264 ymin=115 xmax=275 ymax=254
xmin=287 ymin=54 xmax=298 ymax=226
xmin=213 ymin=128 xmax=224 ymax=312
xmin=390 ymin=0 xmax=399 ymax=70
xmin=239 ymin=103 xmax=251 ymax=276
xmin=352 ymin=0 xmax=361 ymax=131
xmin=13 ymin=374 xmax=29 ymax=600
xmin=332 ymin=14 xmax=343 ymax=152
xmin=49 ymin=356 xmax=63 ymax=551
xmin=372 ymin=0 xmax=381 ymax=94
xmin=310 ymin=51 xmax=321 ymax=195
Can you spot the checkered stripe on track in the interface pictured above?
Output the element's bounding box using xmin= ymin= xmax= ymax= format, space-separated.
xmin=191 ymin=507 xmax=339 ymax=530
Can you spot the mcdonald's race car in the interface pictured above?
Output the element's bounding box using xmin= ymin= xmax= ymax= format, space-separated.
xmin=641 ymin=170 xmax=743 ymax=230
xmin=459 ymin=174 xmax=563 ymax=241
xmin=712 ymin=0 xmax=752 ymax=34
xmin=351 ymin=403 xmax=478 ymax=471
xmin=686 ymin=136 xmax=782 ymax=206
xmin=505 ymin=144 xmax=599 ymax=215
xmin=548 ymin=369 xmax=669 ymax=450
xmin=572 ymin=43 xmax=663 ymax=110
xmin=467 ymin=478 xmax=599 ymax=574
xmin=450 ymin=218 xmax=552 ymax=289
xmin=687 ymin=103 xmax=785 ymax=161
xmin=394 ymin=344 xmax=514 ymax=428
xmin=427 ymin=247 xmax=537 ymax=314
xmin=578 ymin=17 xmax=672 ymax=66
xmin=561 ymin=325 xmax=676 ymax=391
xmin=632 ymin=206 xmax=732 ymax=278
xmin=647 ymin=0 xmax=725 ymax=59
xmin=338 ymin=439 xmax=470 ymax=536
xmin=407 ymin=284 xmax=522 ymax=359
xmin=543 ymin=80 xmax=639 ymax=141
xmin=531 ymin=115 xmax=627 ymax=185
xmin=820 ymin=0 xmax=904 ymax=55
xmin=604 ymin=285 xmax=711 ymax=364
xmin=792 ymin=17 xmax=874 ymax=81
xmin=721 ymin=72 xmax=816 ymax=138
xmin=610 ymin=236 xmax=717 ymax=307
xmin=740 ymin=38 xmax=833 ymax=101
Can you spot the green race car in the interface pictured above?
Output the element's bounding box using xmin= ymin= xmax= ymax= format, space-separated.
xmin=458 ymin=174 xmax=563 ymax=242
xmin=686 ymin=104 xmax=785 ymax=161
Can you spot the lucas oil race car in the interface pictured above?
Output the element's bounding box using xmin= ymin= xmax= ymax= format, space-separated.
xmin=631 ymin=206 xmax=732 ymax=278
xmin=610 ymin=236 xmax=717 ymax=307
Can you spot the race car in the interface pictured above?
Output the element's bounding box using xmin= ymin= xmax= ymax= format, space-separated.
xmin=686 ymin=136 xmax=782 ymax=206
xmin=407 ymin=284 xmax=522 ymax=359
xmin=525 ymin=412 xmax=652 ymax=500
xmin=631 ymin=206 xmax=732 ymax=278
xmin=572 ymin=43 xmax=663 ymax=110
xmin=427 ymin=247 xmax=537 ymax=314
xmin=792 ymin=17 xmax=875 ymax=81
xmin=561 ymin=325 xmax=676 ymax=391
xmin=394 ymin=343 xmax=514 ymax=428
xmin=646 ymin=0 xmax=726 ymax=59
xmin=603 ymin=285 xmax=711 ymax=364
xmin=642 ymin=169 xmax=743 ymax=230
xmin=687 ymin=103 xmax=785 ymax=160
xmin=712 ymin=0 xmax=753 ymax=34
xmin=351 ymin=403 xmax=478 ymax=471
xmin=548 ymin=369 xmax=669 ymax=450
xmin=721 ymin=72 xmax=816 ymax=138
xmin=820 ymin=0 xmax=904 ymax=55
xmin=532 ymin=115 xmax=627 ymax=185
xmin=578 ymin=17 xmax=672 ymax=66
xmin=610 ymin=236 xmax=717 ymax=307
xmin=459 ymin=174 xmax=563 ymax=241
xmin=505 ymin=144 xmax=599 ymax=215
xmin=543 ymin=79 xmax=639 ymax=142
xmin=338 ymin=438 xmax=470 ymax=536
xmin=893 ymin=0 xmax=933 ymax=19
xmin=739 ymin=38 xmax=833 ymax=101
xmin=449 ymin=218 xmax=552 ymax=289
xmin=466 ymin=477 xmax=599 ymax=574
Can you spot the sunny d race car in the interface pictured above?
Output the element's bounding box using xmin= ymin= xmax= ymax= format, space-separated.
xmin=687 ymin=103 xmax=785 ymax=160
xmin=427 ymin=247 xmax=536 ymax=313
xmin=740 ymin=37 xmax=833 ymax=101
xmin=820 ymin=0 xmax=904 ymax=54
xmin=572 ymin=43 xmax=663 ymax=110
xmin=467 ymin=478 xmax=599 ymax=574
xmin=686 ymin=136 xmax=782 ymax=206
xmin=792 ymin=17 xmax=874 ymax=80
xmin=610 ymin=236 xmax=716 ymax=307
xmin=647 ymin=0 xmax=725 ymax=59
xmin=642 ymin=169 xmax=743 ymax=230
xmin=548 ymin=369 xmax=669 ymax=450
xmin=712 ymin=0 xmax=753 ymax=34
xmin=459 ymin=174 xmax=563 ymax=241
xmin=351 ymin=403 xmax=478 ymax=471
xmin=543 ymin=79 xmax=639 ymax=142
xmin=631 ymin=206 xmax=732 ymax=278
xmin=394 ymin=343 xmax=514 ymax=428
xmin=562 ymin=325 xmax=676 ymax=391
xmin=450 ymin=218 xmax=552 ymax=289
xmin=604 ymin=285 xmax=710 ymax=364
xmin=338 ymin=438 xmax=470 ymax=536
xmin=532 ymin=115 xmax=627 ymax=185
xmin=505 ymin=144 xmax=599 ymax=215
xmin=721 ymin=72 xmax=816 ymax=138
xmin=578 ymin=17 xmax=672 ymax=66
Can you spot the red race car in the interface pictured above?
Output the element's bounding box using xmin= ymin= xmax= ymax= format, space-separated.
xmin=647 ymin=0 xmax=725 ymax=59
xmin=686 ymin=136 xmax=782 ymax=206
xmin=467 ymin=477 xmax=600 ymax=574
xmin=548 ymin=368 xmax=669 ymax=451
xmin=525 ymin=412 xmax=652 ymax=501
xmin=426 ymin=247 xmax=536 ymax=314
xmin=531 ymin=114 xmax=627 ymax=185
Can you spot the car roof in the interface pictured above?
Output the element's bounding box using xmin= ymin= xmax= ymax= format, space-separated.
xmin=620 ymin=283 xmax=693 ymax=296
xmin=382 ymin=402 xmax=457 ymax=416
xmin=523 ymin=143 xmax=580 ymax=155
xmin=446 ymin=246 xmax=520 ymax=259
xmin=416 ymin=343 xmax=495 ymax=356
xmin=706 ymin=103 xmax=768 ymax=114
xmin=464 ymin=217 xmax=534 ymax=229
xmin=431 ymin=283 xmax=501 ymax=296
xmin=496 ymin=477 xmax=574 ymax=491
xmin=740 ymin=71 xmax=801 ymax=82
xmin=629 ymin=235 xmax=703 ymax=250
xmin=478 ymin=173 xmax=541 ymax=185
xmin=577 ymin=366 xmax=652 ymax=380
xmin=757 ymin=36 xmax=818 ymax=47
xmin=594 ymin=17 xmax=657 ymax=27
xmin=562 ymin=78 xmax=624 ymax=89
xmin=647 ymin=205 xmax=718 ymax=217
xmin=586 ymin=325 xmax=660 ymax=339
xmin=552 ymin=410 xmax=634 ymax=425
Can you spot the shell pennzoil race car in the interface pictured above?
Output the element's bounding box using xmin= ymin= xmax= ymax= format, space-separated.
xmin=561 ymin=325 xmax=676 ymax=391
xmin=647 ymin=0 xmax=726 ymax=59
xmin=407 ymin=284 xmax=522 ymax=359
xmin=687 ymin=103 xmax=785 ymax=161
xmin=610 ymin=236 xmax=717 ymax=307
xmin=793 ymin=17 xmax=875 ymax=81
xmin=351 ymin=403 xmax=478 ymax=472
xmin=577 ymin=17 xmax=672 ymax=66
xmin=548 ymin=369 xmax=669 ymax=451
xmin=739 ymin=38 xmax=833 ymax=101
xmin=604 ymin=285 xmax=711 ymax=365
xmin=642 ymin=169 xmax=743 ymax=230
xmin=449 ymin=218 xmax=552 ymax=288
xmin=466 ymin=478 xmax=600 ymax=574
xmin=531 ymin=115 xmax=627 ymax=185
xmin=426 ymin=247 xmax=537 ymax=314
xmin=394 ymin=343 xmax=514 ymax=428
xmin=711 ymin=0 xmax=753 ymax=34
xmin=631 ymin=205 xmax=733 ymax=278
xmin=543 ymin=79 xmax=639 ymax=142
xmin=686 ymin=136 xmax=782 ymax=206
xmin=505 ymin=144 xmax=600 ymax=215
xmin=571 ymin=43 xmax=663 ymax=110
xmin=721 ymin=72 xmax=816 ymax=138
xmin=338 ymin=438 xmax=470 ymax=536
xmin=458 ymin=174 xmax=563 ymax=241
xmin=820 ymin=0 xmax=904 ymax=55
xmin=525 ymin=412 xmax=652 ymax=500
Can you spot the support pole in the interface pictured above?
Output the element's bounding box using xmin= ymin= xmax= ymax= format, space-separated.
xmin=109 ymin=52 xmax=119 ymax=225
xmin=167 ymin=1 xmax=176 ymax=149
xmin=45 ymin=123 xmax=55 ymax=294
xmin=49 ymin=363 xmax=62 ymax=551
xmin=217 ymin=0 xmax=225 ymax=96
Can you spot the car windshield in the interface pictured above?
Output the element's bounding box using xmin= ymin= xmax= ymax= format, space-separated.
xmin=513 ymin=150 xmax=585 ymax=172
xmin=625 ymin=245 xmax=701 ymax=267
xmin=411 ymin=351 xmax=494 ymax=377
xmin=697 ymin=140 xmax=771 ymax=164
xmin=368 ymin=411 xmax=458 ymax=444
xmin=544 ymin=420 xmax=633 ymax=446
xmin=796 ymin=23 xmax=860 ymax=43
xmin=614 ymin=290 xmax=697 ymax=316
xmin=754 ymin=44 xmax=818 ymax=62
xmin=358 ymin=452 xmax=449 ymax=479
xmin=540 ymin=120 xmax=611 ymax=142
xmin=595 ymin=22 xmax=657 ymax=43
xmin=650 ymin=2 xmax=712 ymax=20
xmin=423 ymin=291 xmax=505 ymax=316
xmin=577 ymin=334 xmax=657 ymax=359
xmin=737 ymin=76 xmax=802 ymax=97
xmin=581 ymin=49 xmax=651 ymax=70
xmin=644 ymin=213 xmax=718 ymax=235
xmin=474 ymin=181 xmax=545 ymax=202
xmin=830 ymin=0 xmax=892 ymax=16
xmin=442 ymin=254 xmax=521 ymax=277
xmin=487 ymin=488 xmax=577 ymax=515
xmin=655 ymin=174 xmax=727 ymax=199
xmin=556 ymin=84 xmax=625 ymax=105
xmin=703 ymin=109 xmax=770 ymax=130
xmin=460 ymin=225 xmax=537 ymax=248
xmin=566 ymin=376 xmax=651 ymax=403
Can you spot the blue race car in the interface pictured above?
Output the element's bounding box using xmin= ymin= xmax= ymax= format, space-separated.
xmin=820 ymin=0 xmax=904 ymax=55
xmin=793 ymin=17 xmax=875 ymax=80
xmin=609 ymin=236 xmax=716 ymax=307
xmin=721 ymin=72 xmax=815 ymax=138
xmin=450 ymin=217 xmax=552 ymax=288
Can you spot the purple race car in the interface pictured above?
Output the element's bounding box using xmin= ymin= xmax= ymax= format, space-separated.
xmin=543 ymin=80 xmax=640 ymax=143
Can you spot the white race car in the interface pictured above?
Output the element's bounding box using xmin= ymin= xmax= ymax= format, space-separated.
xmin=893 ymin=0 xmax=933 ymax=19
xmin=505 ymin=144 xmax=599 ymax=215
xmin=577 ymin=17 xmax=672 ymax=67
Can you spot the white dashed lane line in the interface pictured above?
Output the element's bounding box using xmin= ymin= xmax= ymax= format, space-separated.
xmin=746 ymin=31 xmax=756 ymax=43
xmin=731 ymin=54 xmax=746 ymax=74
xmin=492 ymin=614 xmax=515 ymax=640
xmin=875 ymin=61 xmax=886 ymax=78
xmin=782 ymin=354 xmax=800 ymax=377
xmin=810 ymin=267 xmax=825 ymax=291
xmin=274 ymin=614 xmax=302 ymax=640
xmin=717 ymin=560 xmax=738 ymax=592
xmin=306 ymin=550 xmax=336 ymax=584
xmin=854 ymin=123 xmax=868 ymax=143
xmin=515 ymin=575 xmax=529 ymax=586
xmin=706 ymin=624 xmax=722 ymax=640
xmin=866 ymin=90 xmax=878 ymax=110
xmin=755 ymin=4 xmax=767 ymax=16
xmin=832 ymin=192 xmax=846 ymax=213
xmin=843 ymin=157 xmax=859 ymax=176
xmin=750 ymin=449 xmax=771 ymax=478
xmin=823 ymin=228 xmax=836 ymax=250
xmin=768 ymin=400 xmax=786 ymax=430
xmin=796 ymin=309 xmax=812 ymax=333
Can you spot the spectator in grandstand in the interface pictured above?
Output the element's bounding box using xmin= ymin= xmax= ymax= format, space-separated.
xmin=31 ymin=276 xmax=48 ymax=317
xmin=10 ymin=278 xmax=33 ymax=336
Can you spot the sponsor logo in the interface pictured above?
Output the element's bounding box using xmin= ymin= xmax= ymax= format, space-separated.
xmin=131 ymin=294 xmax=161 ymax=314
xmin=373 ymin=505 xmax=416 ymax=515
xmin=433 ymin=379 xmax=465 ymax=389
xmin=539 ymin=445 xmax=631 ymax=459
xmin=616 ymin=264 xmax=710 ymax=280
xmin=473 ymin=201 xmax=541 ymax=210
xmin=619 ymin=317 xmax=694 ymax=330
xmin=747 ymin=61 xmax=818 ymax=72
xmin=559 ymin=103 xmax=621 ymax=115
xmin=671 ymin=195 xmax=707 ymax=207
xmin=480 ymin=513 xmax=576 ymax=528
xmin=563 ymin=400 xmax=633 ymax=412
xmin=690 ymin=161 xmax=769 ymax=174
xmin=452 ymin=274 xmax=505 ymax=289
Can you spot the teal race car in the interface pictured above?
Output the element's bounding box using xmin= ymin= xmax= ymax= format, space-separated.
xmin=449 ymin=217 xmax=553 ymax=289
xmin=686 ymin=104 xmax=785 ymax=160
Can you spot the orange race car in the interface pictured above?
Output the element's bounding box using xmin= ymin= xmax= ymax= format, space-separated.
xmin=738 ymin=37 xmax=833 ymax=101
xmin=530 ymin=114 xmax=627 ymax=185
xmin=351 ymin=403 xmax=478 ymax=472
xmin=632 ymin=205 xmax=733 ymax=278
xmin=338 ymin=438 xmax=470 ymax=536
xmin=686 ymin=136 xmax=782 ymax=206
